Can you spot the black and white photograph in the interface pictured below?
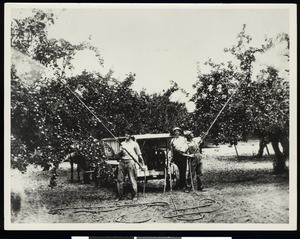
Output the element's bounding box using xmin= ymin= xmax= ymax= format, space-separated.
xmin=4 ymin=3 xmax=297 ymax=230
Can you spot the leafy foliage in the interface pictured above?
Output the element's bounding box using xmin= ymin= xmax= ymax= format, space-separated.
xmin=250 ymin=67 xmax=289 ymax=140
xmin=11 ymin=9 xmax=103 ymax=78
xmin=191 ymin=60 xmax=248 ymax=144
xmin=10 ymin=11 xmax=289 ymax=181
xmin=11 ymin=10 xmax=55 ymax=56
xmin=192 ymin=25 xmax=289 ymax=172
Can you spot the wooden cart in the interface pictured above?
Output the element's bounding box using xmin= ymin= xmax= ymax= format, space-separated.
xmin=101 ymin=133 xmax=179 ymax=190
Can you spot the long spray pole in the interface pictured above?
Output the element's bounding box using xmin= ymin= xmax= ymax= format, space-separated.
xmin=201 ymin=77 xmax=247 ymax=141
xmin=185 ymin=77 xmax=247 ymax=192
xmin=58 ymin=78 xmax=144 ymax=171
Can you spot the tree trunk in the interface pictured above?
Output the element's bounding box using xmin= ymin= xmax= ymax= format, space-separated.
xmin=257 ymin=140 xmax=265 ymax=158
xmin=70 ymin=157 xmax=74 ymax=183
xmin=77 ymin=164 xmax=80 ymax=182
xmin=265 ymin=144 xmax=270 ymax=156
xmin=271 ymin=141 xmax=286 ymax=174
xmin=234 ymin=145 xmax=239 ymax=158
xmin=280 ymin=137 xmax=289 ymax=157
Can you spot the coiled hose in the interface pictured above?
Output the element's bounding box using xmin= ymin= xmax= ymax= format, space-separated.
xmin=48 ymin=194 xmax=222 ymax=223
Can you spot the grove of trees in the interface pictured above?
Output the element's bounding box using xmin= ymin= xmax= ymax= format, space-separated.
xmin=191 ymin=25 xmax=289 ymax=173
xmin=10 ymin=10 xmax=290 ymax=186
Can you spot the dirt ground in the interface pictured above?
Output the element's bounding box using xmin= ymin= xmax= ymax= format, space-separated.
xmin=10 ymin=140 xmax=289 ymax=224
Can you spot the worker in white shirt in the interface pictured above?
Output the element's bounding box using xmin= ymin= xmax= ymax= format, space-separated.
xmin=170 ymin=127 xmax=189 ymax=190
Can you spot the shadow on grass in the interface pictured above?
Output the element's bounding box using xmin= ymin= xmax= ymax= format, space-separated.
xmin=205 ymin=167 xmax=289 ymax=187
xmin=216 ymin=155 xmax=275 ymax=163
xmin=141 ymin=168 xmax=289 ymax=192
xmin=137 ymin=179 xmax=167 ymax=193
xmin=206 ymin=155 xmax=289 ymax=186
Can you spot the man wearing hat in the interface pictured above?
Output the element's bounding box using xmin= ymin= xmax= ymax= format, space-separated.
xmin=170 ymin=127 xmax=189 ymax=190
xmin=185 ymin=131 xmax=205 ymax=191
xmin=117 ymin=130 xmax=145 ymax=201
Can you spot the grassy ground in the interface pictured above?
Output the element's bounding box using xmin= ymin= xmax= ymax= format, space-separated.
xmin=10 ymin=140 xmax=289 ymax=224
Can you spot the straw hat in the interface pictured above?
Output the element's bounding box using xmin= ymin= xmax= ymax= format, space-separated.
xmin=172 ymin=127 xmax=182 ymax=133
